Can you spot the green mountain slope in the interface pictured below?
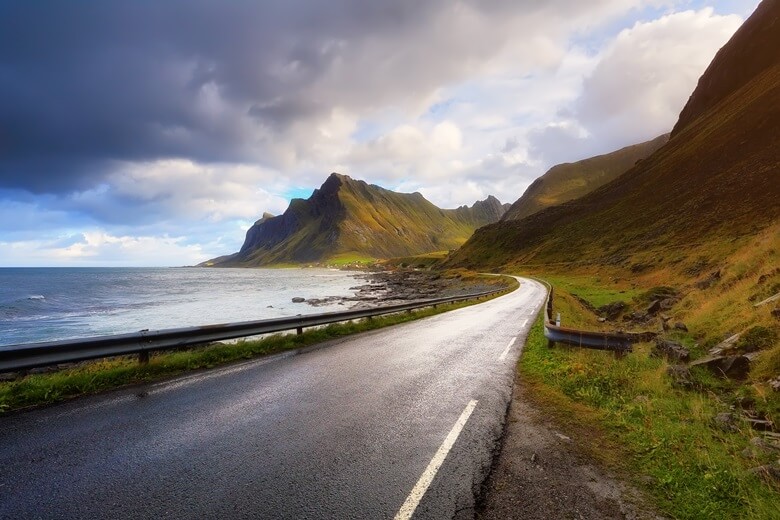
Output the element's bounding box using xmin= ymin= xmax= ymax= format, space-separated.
xmin=502 ymin=134 xmax=669 ymax=221
xmin=449 ymin=0 xmax=780 ymax=271
xmin=207 ymin=173 xmax=509 ymax=266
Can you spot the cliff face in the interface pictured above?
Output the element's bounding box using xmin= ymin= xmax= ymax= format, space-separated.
xmin=207 ymin=173 xmax=508 ymax=266
xmin=238 ymin=174 xmax=345 ymax=259
xmin=502 ymin=134 xmax=669 ymax=222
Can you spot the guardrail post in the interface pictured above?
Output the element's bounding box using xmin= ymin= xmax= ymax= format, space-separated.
xmin=138 ymin=350 xmax=150 ymax=365
xmin=296 ymin=327 xmax=303 ymax=335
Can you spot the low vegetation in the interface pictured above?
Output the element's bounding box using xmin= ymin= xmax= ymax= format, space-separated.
xmin=382 ymin=250 xmax=450 ymax=269
xmin=518 ymin=264 xmax=780 ymax=519
xmin=0 ymin=277 xmax=518 ymax=414
xmin=520 ymin=313 xmax=779 ymax=519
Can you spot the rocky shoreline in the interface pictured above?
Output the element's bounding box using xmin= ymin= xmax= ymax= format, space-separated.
xmin=294 ymin=270 xmax=508 ymax=309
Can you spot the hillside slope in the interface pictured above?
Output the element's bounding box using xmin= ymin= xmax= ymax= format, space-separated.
xmin=503 ymin=134 xmax=669 ymax=221
xmin=208 ymin=173 xmax=508 ymax=266
xmin=673 ymin=0 xmax=780 ymax=136
xmin=449 ymin=0 xmax=779 ymax=271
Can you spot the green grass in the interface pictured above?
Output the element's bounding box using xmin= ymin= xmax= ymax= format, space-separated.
xmin=0 ymin=280 xmax=518 ymax=414
xmin=540 ymin=274 xmax=642 ymax=308
xmin=323 ymin=252 xmax=377 ymax=266
xmin=520 ymin=314 xmax=780 ymax=519
xmin=383 ymin=251 xmax=449 ymax=269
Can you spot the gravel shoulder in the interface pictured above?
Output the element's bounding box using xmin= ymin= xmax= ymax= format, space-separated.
xmin=478 ymin=377 xmax=665 ymax=520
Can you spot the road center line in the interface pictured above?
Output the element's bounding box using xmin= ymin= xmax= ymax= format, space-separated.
xmin=498 ymin=337 xmax=517 ymax=361
xmin=394 ymin=400 xmax=479 ymax=520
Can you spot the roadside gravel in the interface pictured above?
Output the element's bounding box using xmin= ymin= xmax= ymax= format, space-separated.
xmin=478 ymin=379 xmax=666 ymax=520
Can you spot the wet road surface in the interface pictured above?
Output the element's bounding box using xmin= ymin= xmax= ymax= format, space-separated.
xmin=0 ymin=278 xmax=546 ymax=520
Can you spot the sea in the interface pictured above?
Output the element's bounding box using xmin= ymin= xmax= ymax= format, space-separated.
xmin=0 ymin=267 xmax=362 ymax=347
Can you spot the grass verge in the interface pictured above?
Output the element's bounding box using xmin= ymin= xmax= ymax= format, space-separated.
xmin=0 ymin=278 xmax=518 ymax=415
xmin=520 ymin=313 xmax=779 ymax=519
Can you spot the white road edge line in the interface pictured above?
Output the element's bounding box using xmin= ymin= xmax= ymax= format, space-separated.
xmin=498 ymin=337 xmax=517 ymax=361
xmin=394 ymin=399 xmax=479 ymax=520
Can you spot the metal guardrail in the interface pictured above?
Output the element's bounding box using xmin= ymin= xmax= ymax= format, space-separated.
xmin=541 ymin=283 xmax=653 ymax=354
xmin=0 ymin=288 xmax=507 ymax=373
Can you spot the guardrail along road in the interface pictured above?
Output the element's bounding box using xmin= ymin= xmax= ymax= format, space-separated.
xmin=0 ymin=278 xmax=547 ymax=520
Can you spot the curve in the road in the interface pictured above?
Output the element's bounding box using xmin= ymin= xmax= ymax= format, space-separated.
xmin=0 ymin=278 xmax=547 ymax=520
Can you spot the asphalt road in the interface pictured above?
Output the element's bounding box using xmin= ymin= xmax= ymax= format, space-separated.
xmin=0 ymin=278 xmax=546 ymax=520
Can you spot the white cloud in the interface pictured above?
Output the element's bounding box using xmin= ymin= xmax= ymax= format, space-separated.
xmin=0 ymin=231 xmax=210 ymax=267
xmin=66 ymin=160 xmax=289 ymax=225
xmin=530 ymin=8 xmax=743 ymax=163
xmin=578 ymin=7 xmax=743 ymax=143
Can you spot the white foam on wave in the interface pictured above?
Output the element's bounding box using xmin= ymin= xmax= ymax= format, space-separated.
xmin=27 ymin=295 xmax=45 ymax=301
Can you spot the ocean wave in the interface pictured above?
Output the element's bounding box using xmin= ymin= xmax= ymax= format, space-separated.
xmin=0 ymin=295 xmax=50 ymax=321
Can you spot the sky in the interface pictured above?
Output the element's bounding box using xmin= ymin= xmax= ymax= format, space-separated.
xmin=0 ymin=0 xmax=757 ymax=266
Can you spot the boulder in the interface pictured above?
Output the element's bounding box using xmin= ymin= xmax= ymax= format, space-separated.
xmin=743 ymin=437 xmax=780 ymax=459
xmin=673 ymin=321 xmax=688 ymax=332
xmin=646 ymin=300 xmax=662 ymax=315
xmin=291 ymin=297 xmax=306 ymax=303
xmin=652 ymin=339 xmax=690 ymax=362
xmin=770 ymin=377 xmax=780 ymax=392
xmin=598 ymin=301 xmax=627 ymax=320
xmin=708 ymin=333 xmax=741 ymax=355
xmin=623 ymin=311 xmax=649 ymax=323
xmin=744 ymin=417 xmax=775 ymax=431
xmin=691 ymin=354 xmax=751 ymax=379
xmin=748 ymin=464 xmax=780 ymax=484
xmin=666 ymin=365 xmax=694 ymax=389
xmin=714 ymin=412 xmax=738 ymax=433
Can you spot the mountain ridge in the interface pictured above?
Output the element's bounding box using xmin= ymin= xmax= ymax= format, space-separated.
xmin=206 ymin=173 xmax=509 ymax=266
xmin=502 ymin=133 xmax=669 ymax=222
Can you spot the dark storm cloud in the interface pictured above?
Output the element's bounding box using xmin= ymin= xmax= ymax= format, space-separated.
xmin=0 ymin=1 xmax=287 ymax=191
xmin=0 ymin=0 xmax=535 ymax=193
xmin=5 ymin=0 xmax=602 ymax=196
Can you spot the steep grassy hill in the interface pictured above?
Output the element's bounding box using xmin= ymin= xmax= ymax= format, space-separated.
xmin=449 ymin=2 xmax=779 ymax=273
xmin=502 ymin=134 xmax=668 ymax=221
xmin=673 ymin=0 xmax=780 ymax=136
xmin=206 ymin=173 xmax=509 ymax=266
